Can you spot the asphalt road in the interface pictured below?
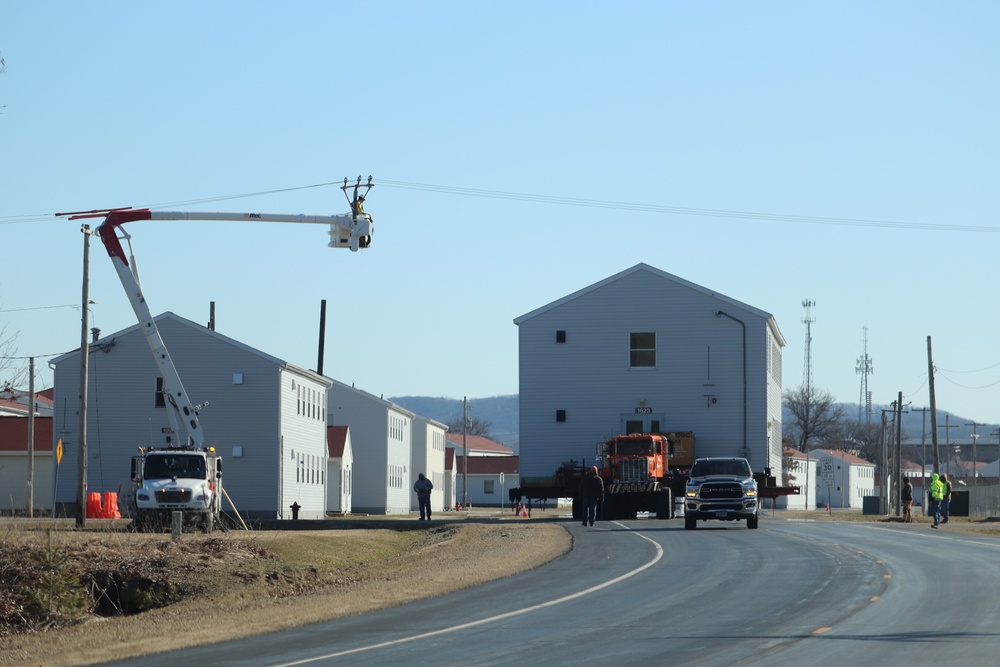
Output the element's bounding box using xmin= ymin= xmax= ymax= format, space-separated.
xmin=103 ymin=516 xmax=1000 ymax=667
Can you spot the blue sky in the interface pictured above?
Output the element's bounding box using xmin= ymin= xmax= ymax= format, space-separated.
xmin=3 ymin=2 xmax=1000 ymax=427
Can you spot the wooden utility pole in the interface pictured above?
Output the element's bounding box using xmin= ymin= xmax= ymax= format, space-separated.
xmin=966 ymin=421 xmax=983 ymax=484
xmin=894 ymin=392 xmax=903 ymax=516
xmin=76 ymin=225 xmax=92 ymax=528
xmin=27 ymin=357 xmax=35 ymax=518
xmin=927 ymin=336 xmax=939 ymax=474
xmin=939 ymin=415 xmax=959 ymax=477
xmin=462 ymin=396 xmax=468 ymax=508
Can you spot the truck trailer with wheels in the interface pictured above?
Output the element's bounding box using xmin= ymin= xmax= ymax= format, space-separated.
xmin=516 ymin=432 xmax=695 ymax=520
xmin=597 ymin=432 xmax=690 ymax=520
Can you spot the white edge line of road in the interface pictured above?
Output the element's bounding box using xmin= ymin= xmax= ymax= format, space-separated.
xmin=267 ymin=522 xmax=664 ymax=667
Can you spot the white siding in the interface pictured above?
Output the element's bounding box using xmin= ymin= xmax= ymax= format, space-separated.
xmin=811 ymin=451 xmax=876 ymax=509
xmin=0 ymin=452 xmax=53 ymax=512
xmin=51 ymin=312 xmax=329 ymax=521
xmin=515 ymin=264 xmax=785 ymax=480
xmin=411 ymin=417 xmax=447 ymax=513
xmin=327 ymin=380 xmax=414 ymax=514
xmin=459 ymin=473 xmax=521 ymax=508
xmin=278 ymin=370 xmax=329 ymax=520
xmin=327 ymin=429 xmax=353 ymax=514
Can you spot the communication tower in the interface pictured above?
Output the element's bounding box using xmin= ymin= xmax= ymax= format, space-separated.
xmin=801 ymin=299 xmax=816 ymax=393
xmin=856 ymin=326 xmax=874 ymax=423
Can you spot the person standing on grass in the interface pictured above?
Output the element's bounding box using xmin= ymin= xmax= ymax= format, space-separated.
xmin=929 ymin=473 xmax=945 ymax=528
xmin=580 ymin=466 xmax=605 ymax=528
xmin=414 ymin=473 xmax=434 ymax=521
xmin=901 ymin=476 xmax=914 ymax=523
xmin=940 ymin=473 xmax=952 ymax=524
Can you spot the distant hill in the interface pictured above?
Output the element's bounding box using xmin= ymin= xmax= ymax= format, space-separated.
xmin=783 ymin=403 xmax=999 ymax=445
xmin=390 ymin=397 xmax=995 ymax=459
xmin=389 ymin=395 xmax=519 ymax=452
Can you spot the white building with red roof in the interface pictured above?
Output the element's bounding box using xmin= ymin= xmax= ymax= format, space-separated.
xmin=326 ymin=425 xmax=353 ymax=514
xmin=454 ymin=455 xmax=520 ymax=508
xmin=809 ymin=448 xmax=876 ymax=509
xmin=0 ymin=415 xmax=54 ymax=513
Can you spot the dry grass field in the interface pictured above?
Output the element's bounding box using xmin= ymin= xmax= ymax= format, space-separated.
xmin=0 ymin=513 xmax=571 ymax=667
xmin=4 ymin=507 xmax=997 ymax=667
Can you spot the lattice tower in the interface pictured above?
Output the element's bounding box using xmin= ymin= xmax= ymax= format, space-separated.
xmin=801 ymin=299 xmax=816 ymax=393
xmin=856 ymin=326 xmax=874 ymax=423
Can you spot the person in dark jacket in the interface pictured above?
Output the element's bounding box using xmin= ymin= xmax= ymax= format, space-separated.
xmin=901 ymin=476 xmax=914 ymax=523
xmin=580 ymin=466 xmax=605 ymax=527
xmin=413 ymin=473 xmax=434 ymax=521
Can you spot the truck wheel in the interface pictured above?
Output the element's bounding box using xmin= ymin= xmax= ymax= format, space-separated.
xmin=747 ymin=513 xmax=759 ymax=529
xmin=685 ymin=514 xmax=697 ymax=530
xmin=655 ymin=489 xmax=673 ymax=519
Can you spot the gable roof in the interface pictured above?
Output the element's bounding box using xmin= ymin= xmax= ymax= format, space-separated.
xmin=327 ymin=377 xmax=416 ymax=417
xmin=513 ymin=263 xmax=786 ymax=345
xmin=446 ymin=434 xmax=514 ymax=455
xmin=327 ymin=425 xmax=350 ymax=457
xmin=51 ymin=311 xmax=330 ymax=385
xmin=0 ymin=391 xmax=54 ymax=416
xmin=810 ymin=448 xmax=875 ymax=466
xmin=783 ymin=447 xmax=812 ymax=461
xmin=0 ymin=396 xmax=28 ymax=416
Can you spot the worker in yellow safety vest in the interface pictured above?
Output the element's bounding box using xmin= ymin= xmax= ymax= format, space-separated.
xmin=928 ymin=473 xmax=945 ymax=529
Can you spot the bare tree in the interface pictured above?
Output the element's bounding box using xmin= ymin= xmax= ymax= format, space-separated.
xmin=834 ymin=419 xmax=884 ymax=464
xmin=783 ymin=385 xmax=846 ymax=451
xmin=0 ymin=290 xmax=28 ymax=394
xmin=446 ymin=415 xmax=493 ymax=439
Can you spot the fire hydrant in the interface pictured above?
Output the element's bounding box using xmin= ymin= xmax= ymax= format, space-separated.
xmin=290 ymin=502 xmax=301 ymax=520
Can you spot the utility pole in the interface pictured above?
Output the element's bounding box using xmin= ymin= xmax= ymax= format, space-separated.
xmin=938 ymin=415 xmax=958 ymax=478
xmin=966 ymin=421 xmax=983 ymax=484
xmin=27 ymin=357 xmax=35 ymax=518
xmin=913 ymin=408 xmax=930 ymax=485
xmin=894 ymin=392 xmax=904 ymax=517
xmin=880 ymin=409 xmax=887 ymax=513
xmin=927 ymin=336 xmax=939 ymax=474
xmin=76 ymin=225 xmax=93 ymax=528
xmin=462 ymin=396 xmax=468 ymax=509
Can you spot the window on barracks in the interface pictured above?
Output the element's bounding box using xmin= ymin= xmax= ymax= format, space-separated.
xmin=630 ymin=332 xmax=656 ymax=368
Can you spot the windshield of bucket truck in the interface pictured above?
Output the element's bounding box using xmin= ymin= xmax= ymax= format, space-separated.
xmin=144 ymin=454 xmax=206 ymax=480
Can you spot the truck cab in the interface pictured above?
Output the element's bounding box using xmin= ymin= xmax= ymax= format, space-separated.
xmin=684 ymin=457 xmax=758 ymax=529
xmin=130 ymin=447 xmax=222 ymax=532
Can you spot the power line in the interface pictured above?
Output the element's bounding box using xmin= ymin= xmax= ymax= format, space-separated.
xmin=4 ymin=178 xmax=1000 ymax=233
xmin=934 ymin=370 xmax=1000 ymax=391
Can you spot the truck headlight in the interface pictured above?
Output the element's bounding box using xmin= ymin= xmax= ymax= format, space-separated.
xmin=137 ymin=492 xmax=150 ymax=501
